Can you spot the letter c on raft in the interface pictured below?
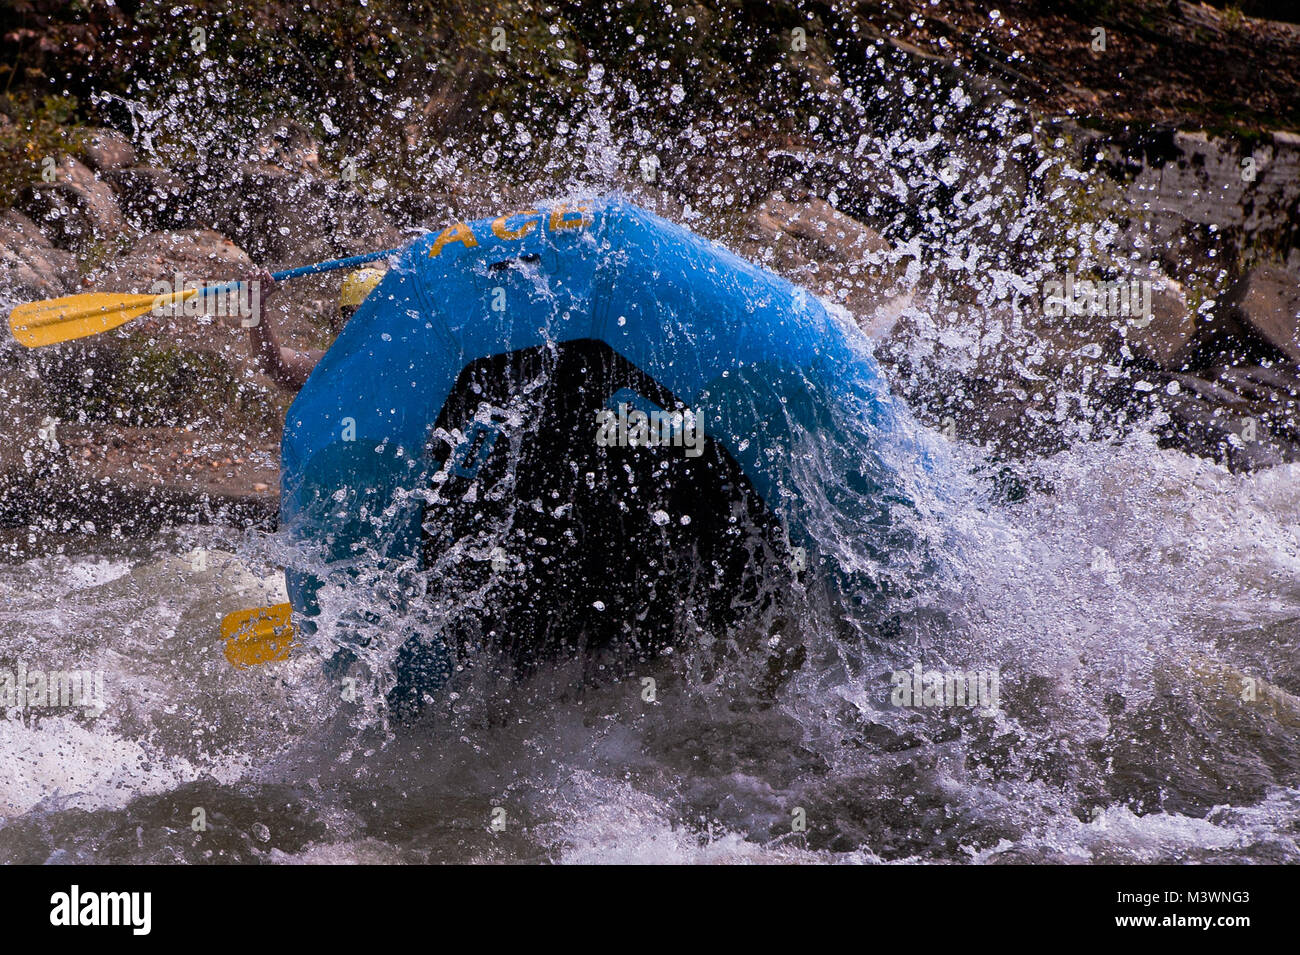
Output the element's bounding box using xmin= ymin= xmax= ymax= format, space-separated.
xmin=491 ymin=209 xmax=541 ymax=240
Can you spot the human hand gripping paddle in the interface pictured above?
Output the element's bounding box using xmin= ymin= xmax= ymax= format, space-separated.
xmin=7 ymin=246 xmax=405 ymax=668
xmin=7 ymin=246 xmax=404 ymax=348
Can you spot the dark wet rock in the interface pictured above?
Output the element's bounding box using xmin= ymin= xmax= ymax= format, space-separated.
xmin=1211 ymin=362 xmax=1300 ymax=403
xmin=1164 ymin=372 xmax=1253 ymax=408
xmin=0 ymin=425 xmax=279 ymax=535
xmin=1121 ymin=271 xmax=1198 ymax=370
xmin=1149 ymin=377 xmax=1294 ymax=471
xmin=249 ymin=115 xmax=324 ymax=175
xmin=104 ymin=165 xmax=192 ymax=232
xmin=1078 ymin=125 xmax=1300 ymax=295
xmin=0 ymin=209 xmax=78 ymax=300
xmin=16 ymin=156 xmax=130 ymax=251
xmin=189 ymin=161 xmax=396 ymax=262
xmin=749 ymin=195 xmax=896 ymax=274
xmin=89 ymin=228 xmax=255 ymax=304
xmin=1205 ymin=364 xmax=1300 ymax=446
xmin=741 ymin=193 xmax=913 ymax=335
xmin=80 ymin=127 xmax=137 ymax=173
xmin=1220 ymin=264 xmax=1300 ymax=366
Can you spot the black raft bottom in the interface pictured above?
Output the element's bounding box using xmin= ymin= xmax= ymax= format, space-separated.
xmin=393 ymin=339 xmax=796 ymax=710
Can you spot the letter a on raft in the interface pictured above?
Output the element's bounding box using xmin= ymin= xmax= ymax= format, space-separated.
xmin=428 ymin=221 xmax=479 ymax=258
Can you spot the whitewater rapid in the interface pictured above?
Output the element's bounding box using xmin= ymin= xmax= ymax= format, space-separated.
xmin=1 ymin=429 xmax=1295 ymax=863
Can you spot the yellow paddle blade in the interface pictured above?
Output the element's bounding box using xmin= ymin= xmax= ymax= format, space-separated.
xmin=221 ymin=602 xmax=296 ymax=669
xmin=8 ymin=287 xmax=197 ymax=348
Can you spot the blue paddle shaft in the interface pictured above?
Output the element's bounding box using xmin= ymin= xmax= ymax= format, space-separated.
xmin=200 ymin=246 xmax=405 ymax=298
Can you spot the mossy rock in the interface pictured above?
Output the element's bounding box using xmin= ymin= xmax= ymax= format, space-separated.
xmin=36 ymin=339 xmax=278 ymax=431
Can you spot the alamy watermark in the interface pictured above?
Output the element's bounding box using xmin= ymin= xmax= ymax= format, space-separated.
xmin=149 ymin=273 xmax=263 ymax=326
xmin=50 ymin=885 xmax=150 ymax=935
xmin=1041 ymin=272 xmax=1153 ymax=325
xmin=1 ymin=662 xmax=105 ymax=717
xmin=594 ymin=397 xmax=704 ymax=458
xmin=890 ymin=662 xmax=1000 ymax=716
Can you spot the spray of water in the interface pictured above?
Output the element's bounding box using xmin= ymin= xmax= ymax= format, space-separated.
xmin=1 ymin=6 xmax=1296 ymax=863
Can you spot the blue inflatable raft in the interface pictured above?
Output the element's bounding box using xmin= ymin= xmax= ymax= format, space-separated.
xmin=281 ymin=197 xmax=919 ymax=710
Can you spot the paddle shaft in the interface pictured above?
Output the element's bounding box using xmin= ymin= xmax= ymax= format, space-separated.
xmin=201 ymin=246 xmax=405 ymax=298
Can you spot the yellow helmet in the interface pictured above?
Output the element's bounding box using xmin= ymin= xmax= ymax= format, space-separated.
xmin=339 ymin=267 xmax=386 ymax=309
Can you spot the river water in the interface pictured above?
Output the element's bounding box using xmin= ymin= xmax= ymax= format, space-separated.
xmin=1 ymin=373 xmax=1296 ymax=863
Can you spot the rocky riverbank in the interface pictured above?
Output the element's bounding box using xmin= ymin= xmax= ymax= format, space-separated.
xmin=2 ymin=0 xmax=1298 ymax=539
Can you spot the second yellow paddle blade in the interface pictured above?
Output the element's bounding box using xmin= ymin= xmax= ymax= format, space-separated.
xmin=8 ymin=288 xmax=193 ymax=348
xmin=221 ymin=602 xmax=296 ymax=669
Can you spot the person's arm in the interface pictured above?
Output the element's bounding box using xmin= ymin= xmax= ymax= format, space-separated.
xmin=243 ymin=269 xmax=323 ymax=391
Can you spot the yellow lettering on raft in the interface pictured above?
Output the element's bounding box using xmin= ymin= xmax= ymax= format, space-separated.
xmin=491 ymin=209 xmax=541 ymax=240
xmin=549 ymin=203 xmax=592 ymax=231
xmin=427 ymin=221 xmax=479 ymax=258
